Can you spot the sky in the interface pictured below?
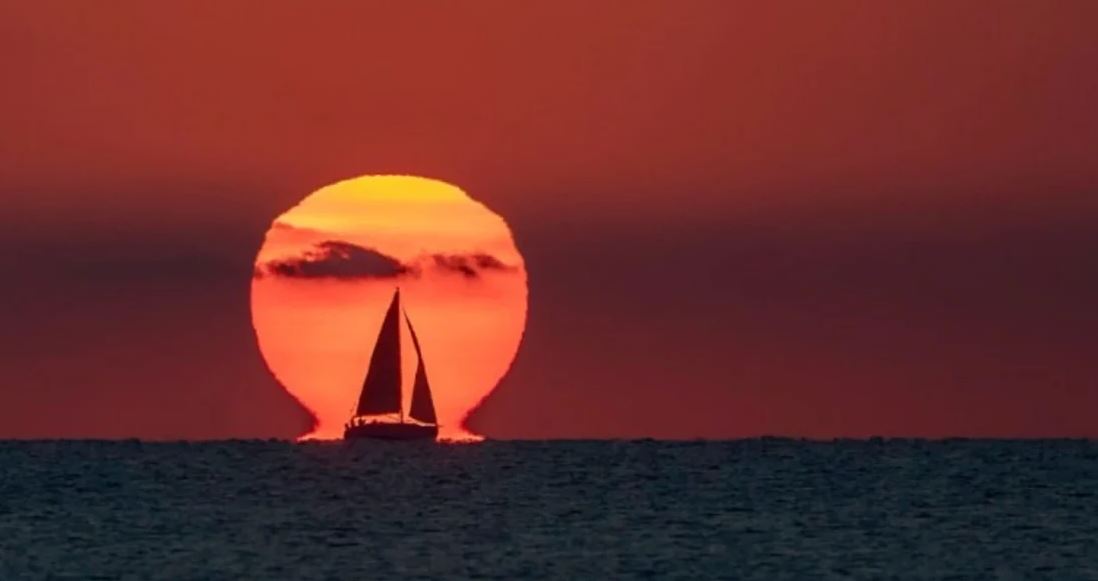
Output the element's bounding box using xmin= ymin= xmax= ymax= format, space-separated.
xmin=1 ymin=1 xmax=1096 ymax=439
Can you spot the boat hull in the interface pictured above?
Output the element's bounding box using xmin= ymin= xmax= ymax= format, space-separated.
xmin=344 ymin=422 xmax=438 ymax=441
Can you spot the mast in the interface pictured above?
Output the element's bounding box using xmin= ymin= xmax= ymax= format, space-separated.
xmin=354 ymin=288 xmax=403 ymax=417
xmin=401 ymin=289 xmax=406 ymax=426
xmin=405 ymin=311 xmax=438 ymax=425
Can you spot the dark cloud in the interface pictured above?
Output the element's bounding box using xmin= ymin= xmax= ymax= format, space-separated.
xmin=256 ymin=241 xmax=415 ymax=280
xmin=431 ymin=253 xmax=516 ymax=278
xmin=256 ymin=242 xmax=515 ymax=281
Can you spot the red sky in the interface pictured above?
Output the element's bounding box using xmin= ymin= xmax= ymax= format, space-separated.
xmin=1 ymin=1 xmax=1096 ymax=438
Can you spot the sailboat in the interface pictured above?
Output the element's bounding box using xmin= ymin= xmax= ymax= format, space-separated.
xmin=344 ymin=288 xmax=439 ymax=440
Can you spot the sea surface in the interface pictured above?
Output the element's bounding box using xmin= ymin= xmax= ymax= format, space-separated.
xmin=1 ymin=439 xmax=1096 ymax=580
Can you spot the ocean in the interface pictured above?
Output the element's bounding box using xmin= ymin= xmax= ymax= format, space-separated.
xmin=1 ymin=439 xmax=1095 ymax=579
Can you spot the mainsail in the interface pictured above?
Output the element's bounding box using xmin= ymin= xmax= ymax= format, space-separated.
xmin=405 ymin=312 xmax=438 ymax=425
xmin=355 ymin=289 xmax=403 ymax=415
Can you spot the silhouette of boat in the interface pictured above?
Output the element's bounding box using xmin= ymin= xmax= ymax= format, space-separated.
xmin=344 ymin=288 xmax=439 ymax=440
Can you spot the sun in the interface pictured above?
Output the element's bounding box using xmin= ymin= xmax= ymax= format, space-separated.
xmin=250 ymin=175 xmax=528 ymax=440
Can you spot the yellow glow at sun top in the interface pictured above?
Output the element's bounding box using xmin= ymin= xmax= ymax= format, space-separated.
xmin=262 ymin=175 xmax=522 ymax=265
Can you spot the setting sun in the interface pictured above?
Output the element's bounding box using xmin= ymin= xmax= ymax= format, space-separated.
xmin=251 ymin=175 xmax=528 ymax=440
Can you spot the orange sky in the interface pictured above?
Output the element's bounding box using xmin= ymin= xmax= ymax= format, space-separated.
xmin=1 ymin=2 xmax=1096 ymax=438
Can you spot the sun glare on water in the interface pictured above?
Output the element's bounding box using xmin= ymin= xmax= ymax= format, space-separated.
xmin=251 ymin=176 xmax=527 ymax=441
